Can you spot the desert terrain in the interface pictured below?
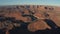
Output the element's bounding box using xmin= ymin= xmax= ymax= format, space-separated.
xmin=0 ymin=5 xmax=60 ymax=34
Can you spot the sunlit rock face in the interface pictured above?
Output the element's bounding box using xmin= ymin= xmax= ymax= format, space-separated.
xmin=28 ymin=19 xmax=51 ymax=32
xmin=0 ymin=5 xmax=60 ymax=33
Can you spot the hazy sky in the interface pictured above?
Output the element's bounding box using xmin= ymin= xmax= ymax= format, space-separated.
xmin=0 ymin=0 xmax=60 ymax=6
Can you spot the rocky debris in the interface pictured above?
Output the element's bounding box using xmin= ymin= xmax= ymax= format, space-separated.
xmin=0 ymin=17 xmax=21 ymax=30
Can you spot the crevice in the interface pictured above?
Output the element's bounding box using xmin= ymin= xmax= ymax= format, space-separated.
xmin=44 ymin=19 xmax=58 ymax=29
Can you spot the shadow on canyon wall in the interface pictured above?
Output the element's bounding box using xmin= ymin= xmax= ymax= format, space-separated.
xmin=0 ymin=15 xmax=60 ymax=34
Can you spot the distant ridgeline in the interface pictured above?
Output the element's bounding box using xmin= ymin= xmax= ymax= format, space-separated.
xmin=0 ymin=5 xmax=60 ymax=33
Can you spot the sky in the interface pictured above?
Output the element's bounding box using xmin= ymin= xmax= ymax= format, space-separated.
xmin=0 ymin=0 xmax=60 ymax=6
